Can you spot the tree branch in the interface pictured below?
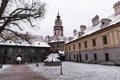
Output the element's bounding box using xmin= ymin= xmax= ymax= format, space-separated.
xmin=3 ymin=29 xmax=31 ymax=44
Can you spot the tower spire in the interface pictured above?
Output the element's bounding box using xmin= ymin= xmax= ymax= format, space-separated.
xmin=57 ymin=11 xmax=60 ymax=19
xmin=54 ymin=11 xmax=63 ymax=36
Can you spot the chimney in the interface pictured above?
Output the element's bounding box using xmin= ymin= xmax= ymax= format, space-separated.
xmin=92 ymin=15 xmax=99 ymax=26
xmin=73 ymin=29 xmax=77 ymax=36
xmin=80 ymin=25 xmax=86 ymax=32
xmin=113 ymin=1 xmax=120 ymax=16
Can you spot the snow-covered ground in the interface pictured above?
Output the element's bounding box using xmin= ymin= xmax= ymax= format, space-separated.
xmin=28 ymin=62 xmax=120 ymax=80
xmin=0 ymin=65 xmax=11 ymax=73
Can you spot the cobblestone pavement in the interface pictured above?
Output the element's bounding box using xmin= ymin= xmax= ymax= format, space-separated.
xmin=0 ymin=64 xmax=48 ymax=80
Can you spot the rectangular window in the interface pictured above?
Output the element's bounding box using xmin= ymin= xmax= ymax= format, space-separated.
xmin=79 ymin=54 xmax=81 ymax=61
xmin=103 ymin=35 xmax=108 ymax=45
xmin=56 ymin=44 xmax=59 ymax=47
xmin=18 ymin=48 xmax=22 ymax=53
xmin=30 ymin=48 xmax=35 ymax=53
xmin=94 ymin=53 xmax=97 ymax=60
xmin=84 ymin=41 xmax=87 ymax=48
xmin=92 ymin=38 xmax=96 ymax=47
xmin=85 ymin=54 xmax=88 ymax=60
xmin=78 ymin=43 xmax=81 ymax=49
xmin=105 ymin=53 xmax=109 ymax=61
xmin=73 ymin=44 xmax=75 ymax=50
xmin=41 ymin=49 xmax=45 ymax=53
xmin=9 ymin=48 xmax=12 ymax=52
xmin=69 ymin=46 xmax=71 ymax=51
xmin=74 ymin=54 xmax=76 ymax=59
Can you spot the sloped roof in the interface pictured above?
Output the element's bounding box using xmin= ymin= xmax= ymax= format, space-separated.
xmin=44 ymin=53 xmax=60 ymax=62
xmin=0 ymin=40 xmax=50 ymax=48
xmin=66 ymin=13 xmax=120 ymax=44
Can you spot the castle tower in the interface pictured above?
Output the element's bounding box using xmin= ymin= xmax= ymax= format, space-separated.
xmin=54 ymin=12 xmax=63 ymax=36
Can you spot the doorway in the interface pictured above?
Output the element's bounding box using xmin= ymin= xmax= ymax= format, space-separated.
xmin=16 ymin=55 xmax=23 ymax=64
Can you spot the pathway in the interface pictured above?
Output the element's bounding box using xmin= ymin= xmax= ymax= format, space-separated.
xmin=0 ymin=64 xmax=48 ymax=80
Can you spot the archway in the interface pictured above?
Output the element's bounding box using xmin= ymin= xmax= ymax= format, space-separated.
xmin=16 ymin=55 xmax=23 ymax=64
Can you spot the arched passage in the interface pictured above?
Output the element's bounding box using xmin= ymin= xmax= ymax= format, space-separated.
xmin=15 ymin=55 xmax=23 ymax=64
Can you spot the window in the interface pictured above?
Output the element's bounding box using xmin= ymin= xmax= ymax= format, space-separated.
xmin=41 ymin=49 xmax=45 ymax=53
xmin=103 ymin=35 xmax=108 ymax=45
xmin=92 ymin=38 xmax=96 ymax=47
xmin=76 ymin=54 xmax=79 ymax=62
xmin=102 ymin=22 xmax=105 ymax=25
xmin=30 ymin=48 xmax=35 ymax=53
xmin=18 ymin=48 xmax=22 ymax=52
xmin=78 ymin=43 xmax=81 ymax=49
xmin=84 ymin=41 xmax=87 ymax=48
xmin=94 ymin=53 xmax=97 ymax=60
xmin=73 ymin=44 xmax=75 ymax=50
xmin=69 ymin=55 xmax=71 ymax=60
xmin=105 ymin=53 xmax=109 ymax=61
xmin=69 ymin=46 xmax=71 ymax=51
xmin=57 ymin=44 xmax=59 ymax=47
xmin=9 ymin=48 xmax=12 ymax=52
xmin=74 ymin=54 xmax=76 ymax=59
xmin=79 ymin=54 xmax=81 ymax=62
xmin=8 ymin=57 xmax=11 ymax=60
xmin=85 ymin=54 xmax=88 ymax=60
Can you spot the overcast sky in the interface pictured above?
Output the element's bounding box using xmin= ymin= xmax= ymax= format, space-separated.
xmin=38 ymin=0 xmax=119 ymax=37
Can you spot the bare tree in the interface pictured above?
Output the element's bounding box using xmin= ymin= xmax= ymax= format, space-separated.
xmin=0 ymin=0 xmax=46 ymax=42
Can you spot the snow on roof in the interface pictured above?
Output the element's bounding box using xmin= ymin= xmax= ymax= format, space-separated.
xmin=44 ymin=57 xmax=60 ymax=62
xmin=44 ymin=53 xmax=60 ymax=62
xmin=47 ymin=53 xmax=59 ymax=58
xmin=66 ymin=13 xmax=120 ymax=44
xmin=31 ymin=41 xmax=50 ymax=47
xmin=58 ymin=50 xmax=64 ymax=55
xmin=0 ymin=40 xmax=50 ymax=48
xmin=83 ymin=14 xmax=120 ymax=37
xmin=5 ymin=40 xmax=16 ymax=45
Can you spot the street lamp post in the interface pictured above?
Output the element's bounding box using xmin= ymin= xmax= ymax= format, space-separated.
xmin=59 ymin=53 xmax=63 ymax=75
xmin=36 ymin=56 xmax=39 ymax=67
xmin=60 ymin=60 xmax=63 ymax=75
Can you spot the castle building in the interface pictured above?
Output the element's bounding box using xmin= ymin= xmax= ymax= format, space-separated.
xmin=45 ymin=12 xmax=72 ymax=53
xmin=0 ymin=33 xmax=50 ymax=64
xmin=64 ymin=1 xmax=120 ymax=65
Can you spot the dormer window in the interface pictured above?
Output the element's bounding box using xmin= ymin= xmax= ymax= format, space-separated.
xmin=38 ymin=43 xmax=40 ymax=45
xmin=19 ymin=42 xmax=21 ymax=44
xmin=101 ymin=18 xmax=111 ymax=28
xmin=102 ymin=22 xmax=105 ymax=25
xmin=9 ymin=41 xmax=12 ymax=43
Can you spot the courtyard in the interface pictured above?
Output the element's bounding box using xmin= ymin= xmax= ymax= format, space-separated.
xmin=1 ymin=62 xmax=120 ymax=80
